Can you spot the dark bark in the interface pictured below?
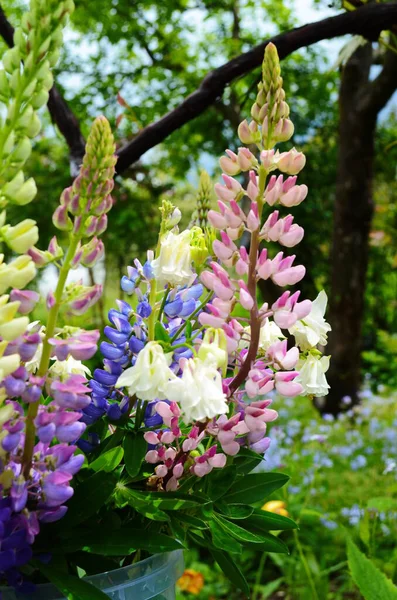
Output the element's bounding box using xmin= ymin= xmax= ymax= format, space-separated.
xmin=115 ymin=2 xmax=397 ymax=173
xmin=323 ymin=44 xmax=397 ymax=414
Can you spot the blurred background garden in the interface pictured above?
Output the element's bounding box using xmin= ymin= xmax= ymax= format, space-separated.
xmin=1 ymin=0 xmax=397 ymax=598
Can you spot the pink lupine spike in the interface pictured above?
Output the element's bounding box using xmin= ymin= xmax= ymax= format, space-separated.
xmin=246 ymin=170 xmax=259 ymax=201
xmin=240 ymin=288 xmax=254 ymax=311
xmin=212 ymin=298 xmax=232 ymax=317
xmin=282 ymin=176 xmax=297 ymax=193
xmin=218 ymin=200 xmax=227 ymax=215
xmin=144 ymin=432 xmax=159 ymax=445
xmin=283 ymin=215 xmax=294 ymax=231
xmin=214 ymin=280 xmax=234 ymax=301
xmin=280 ymin=224 xmax=304 ymax=247
xmin=215 ymin=183 xmax=235 ymax=202
xmin=199 ymin=313 xmax=225 ymax=328
xmin=226 ymin=227 xmax=241 ymax=240
xmin=213 ymin=240 xmax=234 ymax=261
xmin=272 ymin=265 xmax=306 ymax=287
xmin=229 ymin=200 xmax=240 ymax=216
xmin=258 ymin=249 xmax=268 ymax=265
xmin=224 ymin=207 xmax=243 ymax=228
xmin=200 ymin=270 xmax=216 ymax=290
xmin=294 ymin=299 xmax=312 ymax=320
xmin=237 ymin=147 xmax=257 ymax=170
xmin=236 ymin=258 xmax=249 ymax=275
xmin=208 ymin=210 xmax=227 ymax=229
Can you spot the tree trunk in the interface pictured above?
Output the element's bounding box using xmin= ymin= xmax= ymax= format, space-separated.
xmin=323 ymin=43 xmax=397 ymax=414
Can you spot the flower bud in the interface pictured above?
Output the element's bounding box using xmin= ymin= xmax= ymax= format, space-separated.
xmin=8 ymin=255 xmax=36 ymax=290
xmin=219 ymin=150 xmax=241 ymax=176
xmin=52 ymin=205 xmax=71 ymax=231
xmin=1 ymin=219 xmax=39 ymax=254
xmin=237 ymin=119 xmax=260 ymax=145
xmin=10 ymin=289 xmax=40 ymax=314
xmin=0 ymin=316 xmax=29 ymax=341
xmin=277 ymin=148 xmax=306 ymax=175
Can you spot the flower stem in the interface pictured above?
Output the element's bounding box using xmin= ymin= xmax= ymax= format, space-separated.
xmin=293 ymin=528 xmax=320 ymax=600
xmin=252 ymin=551 xmax=267 ymax=600
xmin=22 ymin=234 xmax=80 ymax=478
xmin=228 ymin=166 xmax=267 ymax=396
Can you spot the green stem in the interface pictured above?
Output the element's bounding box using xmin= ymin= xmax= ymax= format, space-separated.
xmin=157 ymin=287 xmax=169 ymax=323
xmin=22 ymin=234 xmax=80 ymax=478
xmin=293 ymin=529 xmax=320 ymax=600
xmin=252 ymin=551 xmax=267 ymax=600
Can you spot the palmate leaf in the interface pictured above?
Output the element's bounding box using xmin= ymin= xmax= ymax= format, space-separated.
xmin=347 ymin=538 xmax=397 ymax=600
xmin=38 ymin=564 xmax=109 ymax=600
xmin=225 ymin=472 xmax=289 ymax=504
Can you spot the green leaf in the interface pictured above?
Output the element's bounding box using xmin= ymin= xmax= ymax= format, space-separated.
xmin=234 ymin=447 xmax=264 ymax=474
xmin=257 ymin=577 xmax=284 ymax=599
xmin=207 ymin=466 xmax=237 ymax=501
xmin=89 ymin=446 xmax=124 ymax=473
xmin=62 ymin=472 xmax=117 ymax=528
xmin=123 ymin=432 xmax=147 ymax=478
xmin=38 ymin=564 xmax=109 ymax=600
xmin=174 ymin=513 xmax=207 ymax=529
xmin=225 ymin=472 xmax=289 ymax=505
xmin=210 ymin=550 xmax=250 ymax=597
xmin=246 ymin=509 xmax=297 ymax=531
xmin=347 ymin=538 xmax=397 ymax=600
xmin=216 ymin=503 xmax=253 ymax=519
xmin=132 ymin=490 xmax=203 ymax=510
xmin=209 ymin=519 xmax=242 ymax=554
xmin=155 ymin=321 xmax=171 ymax=342
xmin=63 ymin=527 xmax=184 ymax=555
xmin=215 ymin=515 xmax=289 ymax=553
xmin=115 ymin=487 xmax=169 ymax=521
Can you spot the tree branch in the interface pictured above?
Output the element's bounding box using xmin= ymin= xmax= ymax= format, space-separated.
xmin=357 ymin=45 xmax=397 ymax=116
xmin=0 ymin=4 xmax=86 ymax=173
xmin=115 ymin=2 xmax=397 ymax=174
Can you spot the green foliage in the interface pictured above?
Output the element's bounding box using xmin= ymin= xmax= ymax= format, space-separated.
xmin=347 ymin=538 xmax=397 ymax=600
xmin=38 ymin=564 xmax=109 ymax=600
xmin=178 ymin=391 xmax=397 ymax=599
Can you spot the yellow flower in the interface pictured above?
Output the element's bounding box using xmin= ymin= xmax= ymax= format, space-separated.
xmin=262 ymin=500 xmax=289 ymax=517
xmin=177 ymin=569 xmax=205 ymax=595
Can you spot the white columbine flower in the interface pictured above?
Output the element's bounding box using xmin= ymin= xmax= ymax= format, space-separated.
xmin=289 ymin=290 xmax=331 ymax=350
xmin=296 ymin=353 xmax=330 ymax=397
xmin=151 ymin=230 xmax=195 ymax=287
xmin=241 ymin=318 xmax=285 ymax=352
xmin=116 ymin=341 xmax=175 ymax=400
xmin=49 ymin=355 xmax=91 ymax=380
xmin=166 ymin=358 xmax=228 ymax=423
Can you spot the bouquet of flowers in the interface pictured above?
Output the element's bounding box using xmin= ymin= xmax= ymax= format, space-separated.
xmin=0 ymin=1 xmax=331 ymax=597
